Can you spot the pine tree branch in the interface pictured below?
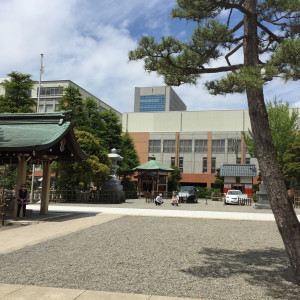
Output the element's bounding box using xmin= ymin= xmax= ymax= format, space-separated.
xmin=257 ymin=22 xmax=282 ymax=43
xmin=225 ymin=43 xmax=243 ymax=67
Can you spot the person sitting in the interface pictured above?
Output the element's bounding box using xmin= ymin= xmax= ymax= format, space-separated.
xmin=155 ymin=193 xmax=164 ymax=206
xmin=171 ymin=192 xmax=179 ymax=206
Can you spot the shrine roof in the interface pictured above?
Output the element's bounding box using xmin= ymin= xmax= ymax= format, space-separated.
xmin=0 ymin=111 xmax=87 ymax=163
xmin=133 ymin=159 xmax=174 ymax=172
xmin=220 ymin=164 xmax=257 ymax=177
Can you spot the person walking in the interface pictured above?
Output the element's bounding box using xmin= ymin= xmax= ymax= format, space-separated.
xmin=17 ymin=184 xmax=28 ymax=218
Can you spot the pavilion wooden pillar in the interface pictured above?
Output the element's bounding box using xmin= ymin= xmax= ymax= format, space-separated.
xmin=14 ymin=157 xmax=27 ymax=217
xmin=40 ymin=161 xmax=51 ymax=214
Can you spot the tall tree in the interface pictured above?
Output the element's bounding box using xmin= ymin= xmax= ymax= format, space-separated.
xmin=283 ymin=136 xmax=300 ymax=190
xmin=118 ymin=132 xmax=140 ymax=177
xmin=129 ymin=0 xmax=300 ymax=282
xmin=0 ymin=71 xmax=35 ymax=113
xmin=53 ymin=130 xmax=110 ymax=190
xmin=98 ymin=110 xmax=122 ymax=151
xmin=57 ymin=86 xmax=87 ymax=129
xmin=244 ymin=98 xmax=299 ymax=168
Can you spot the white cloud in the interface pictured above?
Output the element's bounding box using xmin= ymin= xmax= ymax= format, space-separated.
xmin=0 ymin=0 xmax=298 ymax=114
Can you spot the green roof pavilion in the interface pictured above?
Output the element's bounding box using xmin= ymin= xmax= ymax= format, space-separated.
xmin=0 ymin=111 xmax=87 ymax=215
xmin=133 ymin=156 xmax=173 ymax=197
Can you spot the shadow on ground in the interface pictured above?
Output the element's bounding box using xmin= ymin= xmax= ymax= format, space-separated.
xmin=181 ymin=247 xmax=300 ymax=299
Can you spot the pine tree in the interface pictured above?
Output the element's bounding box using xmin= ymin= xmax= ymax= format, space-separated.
xmin=0 ymin=71 xmax=35 ymax=113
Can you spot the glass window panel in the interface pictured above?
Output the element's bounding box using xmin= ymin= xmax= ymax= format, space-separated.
xmin=212 ymin=139 xmax=225 ymax=153
xmin=171 ymin=157 xmax=175 ymax=167
xmin=203 ymin=157 xmax=207 ymax=173
xmin=179 ymin=157 xmax=183 ymax=172
xmin=45 ymin=105 xmax=54 ymax=112
xmin=140 ymin=95 xmax=165 ymax=112
xmin=180 ymin=140 xmax=192 ymax=152
xmin=228 ymin=139 xmax=241 ymax=153
xmin=195 ymin=139 xmax=208 ymax=153
xmin=163 ymin=140 xmax=175 ymax=153
xmin=211 ymin=157 xmax=216 ymax=173
xmin=149 ymin=140 xmax=161 ymax=153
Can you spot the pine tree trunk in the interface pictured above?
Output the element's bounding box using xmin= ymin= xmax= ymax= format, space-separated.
xmin=244 ymin=0 xmax=300 ymax=284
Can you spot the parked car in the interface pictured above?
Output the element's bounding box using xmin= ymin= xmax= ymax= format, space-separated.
xmin=178 ymin=186 xmax=197 ymax=203
xmin=224 ymin=190 xmax=247 ymax=204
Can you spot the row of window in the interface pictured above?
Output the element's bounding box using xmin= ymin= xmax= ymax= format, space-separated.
xmin=149 ymin=139 xmax=244 ymax=153
xmin=37 ymin=87 xmax=64 ymax=97
xmin=153 ymin=156 xmax=251 ymax=174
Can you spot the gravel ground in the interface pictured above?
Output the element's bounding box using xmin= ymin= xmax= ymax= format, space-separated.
xmin=0 ymin=215 xmax=299 ymax=299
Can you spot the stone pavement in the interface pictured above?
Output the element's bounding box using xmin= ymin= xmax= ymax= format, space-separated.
xmin=0 ymin=283 xmax=201 ymax=300
xmin=1 ymin=202 xmax=299 ymax=300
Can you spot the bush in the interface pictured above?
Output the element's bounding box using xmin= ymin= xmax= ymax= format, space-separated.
xmin=121 ymin=177 xmax=137 ymax=191
xmin=196 ymin=187 xmax=209 ymax=198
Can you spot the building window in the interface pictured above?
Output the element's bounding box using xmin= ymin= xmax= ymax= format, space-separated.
xmin=246 ymin=157 xmax=251 ymax=164
xmin=139 ymin=95 xmax=165 ymax=112
xmin=38 ymin=105 xmax=44 ymax=112
xmin=211 ymin=157 xmax=216 ymax=173
xmin=194 ymin=139 xmax=208 ymax=153
xmin=45 ymin=105 xmax=54 ymax=112
xmin=212 ymin=139 xmax=225 ymax=153
xmin=236 ymin=158 xmax=241 ymax=164
xmin=179 ymin=157 xmax=183 ymax=172
xmin=228 ymin=139 xmax=241 ymax=153
xmin=171 ymin=157 xmax=175 ymax=167
xmin=38 ymin=87 xmax=64 ymax=97
xmin=163 ymin=140 xmax=175 ymax=153
xmin=180 ymin=140 xmax=192 ymax=152
xmin=203 ymin=157 xmax=207 ymax=173
xmin=149 ymin=140 xmax=161 ymax=153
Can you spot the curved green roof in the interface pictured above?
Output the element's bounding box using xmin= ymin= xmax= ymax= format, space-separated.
xmin=133 ymin=159 xmax=174 ymax=171
xmin=0 ymin=111 xmax=87 ymax=163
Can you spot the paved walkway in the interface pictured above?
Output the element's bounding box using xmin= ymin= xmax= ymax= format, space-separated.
xmin=28 ymin=203 xmax=300 ymax=222
xmin=1 ymin=203 xmax=299 ymax=299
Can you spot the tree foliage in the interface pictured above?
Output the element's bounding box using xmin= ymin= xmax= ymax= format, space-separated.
xmin=118 ymin=132 xmax=140 ymax=177
xmin=129 ymin=0 xmax=300 ymax=283
xmin=0 ymin=71 xmax=35 ymax=113
xmin=58 ymin=89 xmax=122 ymax=151
xmin=53 ymin=130 xmax=110 ymax=190
xmin=168 ymin=166 xmax=182 ymax=192
xmin=129 ymin=1 xmax=299 ymax=90
xmin=57 ymin=86 xmax=86 ymax=129
xmin=56 ymin=88 xmax=122 ymax=188
xmin=283 ymin=137 xmax=300 ymax=190
xmin=244 ymin=98 xmax=299 ymax=167
xmin=213 ymin=168 xmax=224 ymax=191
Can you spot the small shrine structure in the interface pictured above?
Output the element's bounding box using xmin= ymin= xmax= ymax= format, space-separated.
xmin=0 ymin=111 xmax=87 ymax=215
xmin=132 ymin=156 xmax=173 ymax=196
xmin=220 ymin=163 xmax=257 ymax=197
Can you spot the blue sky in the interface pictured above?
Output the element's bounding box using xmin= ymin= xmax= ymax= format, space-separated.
xmin=0 ymin=0 xmax=299 ymax=113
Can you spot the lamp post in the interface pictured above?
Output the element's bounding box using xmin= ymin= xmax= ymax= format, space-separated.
xmin=233 ymin=139 xmax=239 ymax=164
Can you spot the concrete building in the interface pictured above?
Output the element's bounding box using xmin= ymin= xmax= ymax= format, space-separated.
xmin=0 ymin=79 xmax=121 ymax=119
xmin=134 ymin=86 xmax=186 ymax=112
xmin=122 ymin=110 xmax=259 ymax=189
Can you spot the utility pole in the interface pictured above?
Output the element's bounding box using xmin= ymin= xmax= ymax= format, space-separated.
xmin=30 ymin=54 xmax=44 ymax=202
